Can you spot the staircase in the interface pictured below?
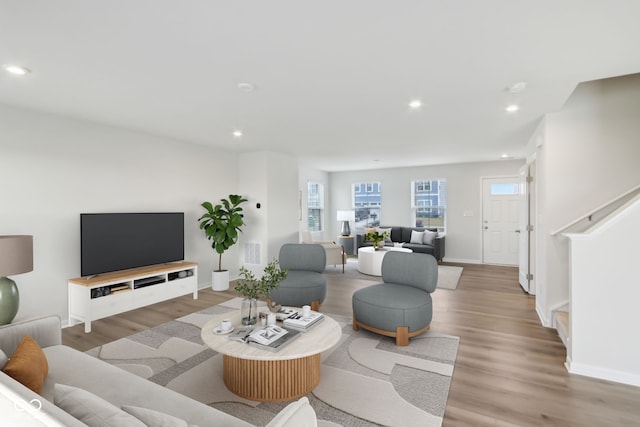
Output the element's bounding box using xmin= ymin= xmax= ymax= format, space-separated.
xmin=553 ymin=309 xmax=569 ymax=349
xmin=553 ymin=188 xmax=640 ymax=386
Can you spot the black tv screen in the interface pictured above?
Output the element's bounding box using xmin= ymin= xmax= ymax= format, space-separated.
xmin=81 ymin=213 xmax=184 ymax=277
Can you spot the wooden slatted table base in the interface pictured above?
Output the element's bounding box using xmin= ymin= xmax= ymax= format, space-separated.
xmin=223 ymin=354 xmax=321 ymax=402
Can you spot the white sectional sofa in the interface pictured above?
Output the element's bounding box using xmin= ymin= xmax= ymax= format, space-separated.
xmin=0 ymin=315 xmax=317 ymax=427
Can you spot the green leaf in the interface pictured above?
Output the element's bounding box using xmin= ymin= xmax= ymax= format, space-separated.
xmin=201 ymin=201 xmax=214 ymax=212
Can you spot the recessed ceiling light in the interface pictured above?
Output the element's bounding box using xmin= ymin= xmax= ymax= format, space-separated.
xmin=505 ymin=104 xmax=519 ymax=113
xmin=500 ymin=154 xmax=511 ymax=159
xmin=408 ymin=99 xmax=422 ymax=109
xmin=4 ymin=65 xmax=31 ymax=75
xmin=236 ymin=82 xmax=255 ymax=92
xmin=508 ymin=81 xmax=527 ymax=93
xmin=232 ymin=130 xmax=243 ymax=138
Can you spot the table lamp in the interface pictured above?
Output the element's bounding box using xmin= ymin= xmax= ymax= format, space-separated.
xmin=336 ymin=211 xmax=355 ymax=236
xmin=0 ymin=235 xmax=33 ymax=325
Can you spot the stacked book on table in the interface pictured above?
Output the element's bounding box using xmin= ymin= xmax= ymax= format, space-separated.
xmin=259 ymin=307 xmax=298 ymax=322
xmin=227 ymin=325 xmax=299 ymax=352
xmin=282 ymin=311 xmax=325 ymax=332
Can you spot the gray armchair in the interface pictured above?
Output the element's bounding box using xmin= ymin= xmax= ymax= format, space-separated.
xmin=268 ymin=243 xmax=327 ymax=311
xmin=352 ymin=251 xmax=438 ymax=346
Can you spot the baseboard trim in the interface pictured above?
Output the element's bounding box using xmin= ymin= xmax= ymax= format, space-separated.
xmin=567 ymin=361 xmax=640 ymax=387
xmin=442 ymin=257 xmax=481 ymax=264
xmin=536 ymin=305 xmax=552 ymax=328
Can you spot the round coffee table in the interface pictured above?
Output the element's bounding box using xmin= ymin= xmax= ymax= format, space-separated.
xmin=357 ymin=246 xmax=413 ymax=276
xmin=201 ymin=308 xmax=341 ymax=402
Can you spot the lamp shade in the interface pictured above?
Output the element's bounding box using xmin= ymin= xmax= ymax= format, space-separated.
xmin=0 ymin=235 xmax=33 ymax=277
xmin=336 ymin=210 xmax=355 ymax=221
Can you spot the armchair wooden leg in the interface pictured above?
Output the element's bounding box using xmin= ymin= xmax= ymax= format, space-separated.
xmin=396 ymin=326 xmax=409 ymax=346
xmin=353 ymin=314 xmax=359 ymax=331
xmin=310 ymin=300 xmax=320 ymax=312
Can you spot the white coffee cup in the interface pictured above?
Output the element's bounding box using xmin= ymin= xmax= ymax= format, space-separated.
xmin=267 ymin=313 xmax=276 ymax=326
xmin=302 ymin=305 xmax=311 ymax=319
xmin=220 ymin=319 xmax=232 ymax=331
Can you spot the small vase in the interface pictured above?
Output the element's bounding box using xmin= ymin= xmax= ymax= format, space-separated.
xmin=241 ymin=298 xmax=258 ymax=325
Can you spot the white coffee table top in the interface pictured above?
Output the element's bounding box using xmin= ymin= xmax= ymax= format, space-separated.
xmin=201 ymin=308 xmax=341 ymax=361
xmin=357 ymin=246 xmax=413 ymax=276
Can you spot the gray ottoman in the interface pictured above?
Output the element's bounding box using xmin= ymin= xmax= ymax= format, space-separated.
xmin=352 ymin=252 xmax=438 ymax=346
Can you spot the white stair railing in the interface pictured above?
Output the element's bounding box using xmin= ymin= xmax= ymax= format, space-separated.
xmin=551 ymin=183 xmax=640 ymax=236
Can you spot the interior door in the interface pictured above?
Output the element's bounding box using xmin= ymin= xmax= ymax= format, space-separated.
xmin=482 ymin=177 xmax=520 ymax=265
xmin=527 ymin=160 xmax=536 ymax=295
xmin=518 ymin=166 xmax=530 ymax=292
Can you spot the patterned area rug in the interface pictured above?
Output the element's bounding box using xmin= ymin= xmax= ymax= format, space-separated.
xmin=325 ymin=258 xmax=463 ymax=290
xmin=87 ymin=298 xmax=459 ymax=427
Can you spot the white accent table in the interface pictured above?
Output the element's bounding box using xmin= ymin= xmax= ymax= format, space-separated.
xmin=357 ymin=246 xmax=412 ymax=276
xmin=201 ymin=309 xmax=341 ymax=402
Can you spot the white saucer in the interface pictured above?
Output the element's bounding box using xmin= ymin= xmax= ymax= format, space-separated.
xmin=214 ymin=326 xmax=234 ymax=335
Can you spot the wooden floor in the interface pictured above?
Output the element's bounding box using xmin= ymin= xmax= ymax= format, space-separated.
xmin=62 ymin=263 xmax=640 ymax=426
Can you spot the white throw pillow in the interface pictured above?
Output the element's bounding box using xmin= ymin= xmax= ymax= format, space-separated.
xmin=410 ymin=230 xmax=425 ymax=244
xmin=122 ymin=405 xmax=192 ymax=427
xmin=54 ymin=384 xmax=146 ymax=427
xmin=0 ymin=348 xmax=7 ymax=370
xmin=423 ymin=230 xmax=438 ymax=245
xmin=378 ymin=228 xmax=392 ymax=242
xmin=265 ymin=397 xmax=317 ymax=427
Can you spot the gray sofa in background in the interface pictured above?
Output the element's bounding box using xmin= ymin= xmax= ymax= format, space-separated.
xmin=0 ymin=315 xmax=318 ymax=427
xmin=357 ymin=226 xmax=445 ymax=261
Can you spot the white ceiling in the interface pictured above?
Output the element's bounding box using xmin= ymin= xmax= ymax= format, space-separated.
xmin=2 ymin=1 xmax=640 ymax=172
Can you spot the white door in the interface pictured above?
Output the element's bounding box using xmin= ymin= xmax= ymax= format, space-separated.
xmin=520 ymin=159 xmax=537 ymax=295
xmin=518 ymin=166 xmax=530 ymax=292
xmin=482 ymin=177 xmax=520 ymax=265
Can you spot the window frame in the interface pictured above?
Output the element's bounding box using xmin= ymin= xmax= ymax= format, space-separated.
xmin=352 ymin=181 xmax=382 ymax=231
xmin=307 ymin=181 xmax=324 ymax=232
xmin=411 ymin=179 xmax=447 ymax=231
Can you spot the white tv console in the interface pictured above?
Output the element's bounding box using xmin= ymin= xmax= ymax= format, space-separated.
xmin=68 ymin=261 xmax=198 ymax=333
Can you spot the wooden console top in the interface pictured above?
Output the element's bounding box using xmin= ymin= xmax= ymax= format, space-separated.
xmin=68 ymin=261 xmax=198 ymax=286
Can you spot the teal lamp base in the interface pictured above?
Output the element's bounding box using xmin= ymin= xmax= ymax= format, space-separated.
xmin=0 ymin=276 xmax=19 ymax=325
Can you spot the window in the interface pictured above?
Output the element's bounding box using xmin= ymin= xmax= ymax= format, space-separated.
xmin=411 ymin=179 xmax=447 ymax=230
xmin=353 ymin=181 xmax=381 ymax=230
xmin=307 ymin=182 xmax=324 ymax=232
xmin=490 ymin=183 xmax=518 ymax=195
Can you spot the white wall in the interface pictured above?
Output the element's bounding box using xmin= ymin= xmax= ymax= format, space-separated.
xmin=238 ymin=151 xmax=298 ymax=276
xmin=567 ymin=196 xmax=640 ymax=386
xmin=265 ymin=152 xmax=299 ymax=260
xmin=0 ymin=104 xmax=239 ymax=324
xmin=533 ymin=73 xmax=640 ymax=324
xmin=237 ymin=152 xmax=269 ymax=272
xmin=328 ymin=160 xmax=524 ymax=263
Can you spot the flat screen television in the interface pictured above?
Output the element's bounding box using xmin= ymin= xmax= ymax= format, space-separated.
xmin=81 ymin=212 xmax=184 ymax=277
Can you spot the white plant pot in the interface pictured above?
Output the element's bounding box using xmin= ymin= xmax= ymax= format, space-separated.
xmin=212 ymin=270 xmax=230 ymax=291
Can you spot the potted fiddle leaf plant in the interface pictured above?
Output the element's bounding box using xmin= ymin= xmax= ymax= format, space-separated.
xmin=198 ymin=194 xmax=248 ymax=291
xmin=234 ymin=259 xmax=288 ymax=325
